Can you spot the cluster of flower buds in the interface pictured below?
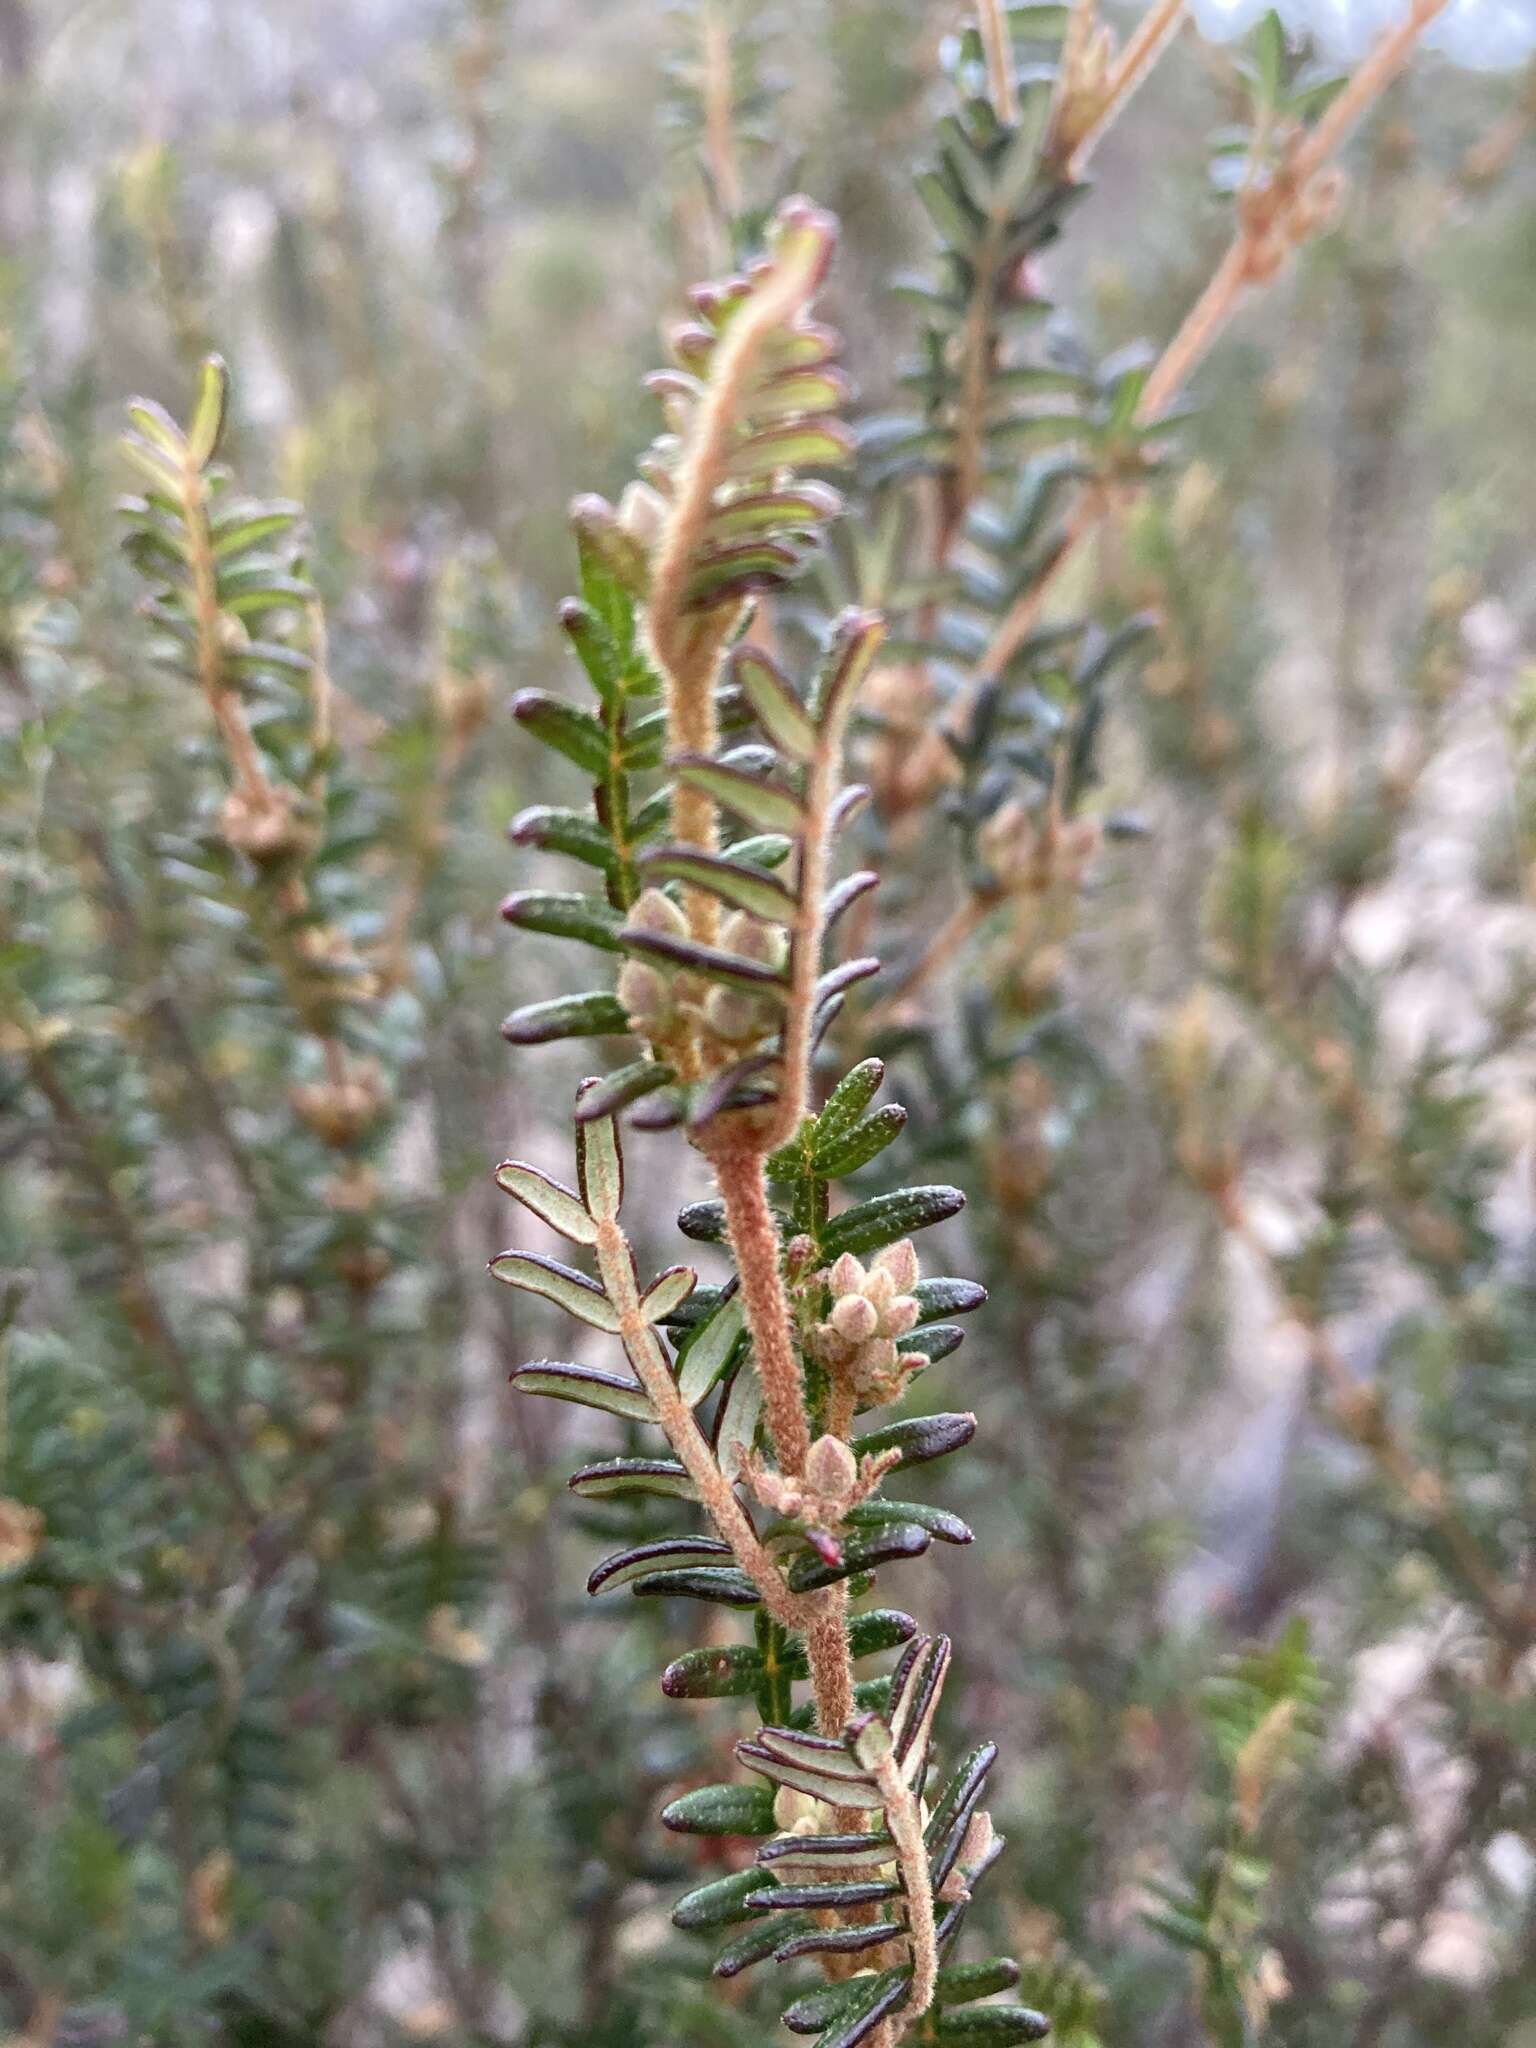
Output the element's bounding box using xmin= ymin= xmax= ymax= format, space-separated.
xmin=617 ymin=888 xmax=784 ymax=1048
xmin=809 ymin=1239 xmax=928 ymax=1409
xmin=290 ymin=1055 xmax=388 ymax=1147
xmin=745 ymin=1431 xmax=898 ymax=1546
xmin=219 ymin=780 xmax=319 ymax=864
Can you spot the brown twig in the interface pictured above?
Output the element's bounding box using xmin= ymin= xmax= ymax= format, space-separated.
xmin=961 ymin=0 xmax=1454 ymax=716
xmin=1063 ymin=0 xmax=1188 ymax=180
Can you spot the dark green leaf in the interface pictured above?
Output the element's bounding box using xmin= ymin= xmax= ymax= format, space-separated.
xmin=513 ymin=690 xmax=612 ymax=777
xmin=661 ymin=1781 xmax=778 ymax=1833
xmin=785 ymin=1519 xmax=931 ymax=1592
xmin=851 ymin=1412 xmax=977 ymax=1469
xmin=501 ymin=991 xmax=631 ymax=1044
xmin=568 ymin=1457 xmax=696 ymax=1501
xmin=501 ymin=890 xmax=622 ymax=952
xmin=661 ymin=1645 xmax=768 ymax=1700
xmin=820 ymin=1184 xmax=964 ymax=1259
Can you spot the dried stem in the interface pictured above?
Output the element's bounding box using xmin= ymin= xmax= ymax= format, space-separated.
xmin=977 ymin=0 xmax=1019 ymax=125
xmin=1064 ymin=0 xmax=1187 ymax=180
xmin=700 ymin=3 xmax=743 ymax=221
xmin=1224 ymin=1198 xmax=1533 ymax=1652
xmin=962 ymin=0 xmax=1452 ymax=712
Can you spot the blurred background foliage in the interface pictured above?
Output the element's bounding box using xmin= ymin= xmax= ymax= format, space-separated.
xmin=0 ymin=1 xmax=1534 ymax=2042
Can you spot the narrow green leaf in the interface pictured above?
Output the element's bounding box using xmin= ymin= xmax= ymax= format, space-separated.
xmin=574 ymin=1100 xmax=624 ymax=1221
xmin=661 ymin=1647 xmax=769 ymax=1702
xmin=588 ymin=1536 xmax=730 ymax=1595
xmin=210 ymin=504 xmax=302 ymax=557
xmin=684 ymin=538 xmax=802 ymax=610
xmin=714 ymin=1914 xmax=812 ymax=1978
xmin=508 ymin=804 xmax=619 ymax=875
xmin=641 ymin=1264 xmax=697 ymax=1323
xmin=672 ymin=755 xmax=806 ymax=835
xmin=568 ymin=1457 xmax=696 ymax=1501
xmin=631 ymin=1565 xmax=760 ymax=1606
xmin=642 ymin=847 xmax=798 ymax=922
xmin=187 ymin=355 xmax=231 ymax=467
xmin=813 ymin=1102 xmax=908 ymax=1177
xmin=500 ymin=889 xmax=622 ymax=952
xmin=785 ymin=1520 xmax=930 ymax=1593
xmin=851 ymin=1412 xmax=977 ymax=1469
xmin=672 ymin=1867 xmax=764 ymax=1932
xmin=126 ymin=399 xmax=186 ymax=461
xmin=488 ymin=1250 xmax=619 ymax=1331
xmin=715 ymin=1357 xmax=763 ymax=1482
xmin=812 ymin=1059 xmax=884 ymax=1153
xmin=512 ymin=690 xmax=612 ymax=777
xmin=574 ymin=1058 xmax=676 ymax=1122
xmin=501 ymin=991 xmax=630 ymax=1044
xmin=929 ymin=2012 xmax=1050 ymax=2044
xmin=509 ymin=1361 xmax=651 ymax=1423
xmin=913 ymin=1277 xmax=987 ymax=1321
xmin=811 ymin=608 xmax=886 ymax=727
xmin=820 ymin=1184 xmax=964 ymax=1260
xmin=661 ymin=1781 xmax=778 ymax=1832
xmin=676 ymin=1292 xmax=746 ymax=1405
xmin=619 ymin=923 xmax=790 ymax=995
xmin=934 ymin=1959 xmax=1022 ymax=2007
xmin=845 ymin=1498 xmax=973 ymax=1546
xmin=732 ymin=645 xmax=818 ymax=762
xmin=707 ymin=484 xmax=842 ymax=545
xmin=494 ymin=1161 xmax=597 ymax=1245
xmin=727 ymin=419 xmax=854 ymax=479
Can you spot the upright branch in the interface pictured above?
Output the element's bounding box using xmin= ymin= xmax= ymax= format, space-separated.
xmin=496 ymin=195 xmax=1035 ymax=2045
xmin=639 ymin=197 xmax=848 ymax=930
xmin=972 ymin=0 xmax=1455 ymax=690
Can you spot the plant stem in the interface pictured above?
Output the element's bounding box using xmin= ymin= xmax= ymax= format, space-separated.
xmin=593 ymin=1211 xmax=803 ymax=1630
xmin=1064 ymin=0 xmax=1187 ymax=179
xmin=963 ymin=0 xmax=1453 ymax=708
xmin=977 ymin=0 xmax=1019 ymax=125
xmin=709 ymin=1138 xmax=812 ymax=1476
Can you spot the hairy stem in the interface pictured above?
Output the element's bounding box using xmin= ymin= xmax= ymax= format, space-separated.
xmin=869 ymin=1740 xmax=939 ymax=2025
xmin=709 ymin=1138 xmax=812 ymax=1476
xmin=593 ymin=1212 xmax=803 ymax=1630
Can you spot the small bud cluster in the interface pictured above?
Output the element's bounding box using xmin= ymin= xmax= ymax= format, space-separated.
xmin=617 ymin=887 xmax=784 ymax=1048
xmin=745 ymin=1430 xmax=897 ymax=1536
xmin=809 ymin=1238 xmax=928 ymax=1409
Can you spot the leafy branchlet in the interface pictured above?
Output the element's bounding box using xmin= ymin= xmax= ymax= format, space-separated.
xmin=495 ymin=193 xmax=1038 ymax=2044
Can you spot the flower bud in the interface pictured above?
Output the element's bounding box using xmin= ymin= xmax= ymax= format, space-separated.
xmin=805 ymin=1433 xmax=858 ymax=1501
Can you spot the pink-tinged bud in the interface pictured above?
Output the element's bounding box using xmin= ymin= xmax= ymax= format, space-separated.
xmin=884 ymin=1295 xmax=920 ymax=1338
xmin=703 ymin=983 xmax=769 ymax=1044
xmin=806 ymin=1528 xmax=842 ymax=1567
xmin=876 ymin=1239 xmax=919 ymax=1292
xmin=617 ymin=958 xmax=668 ymax=1031
xmin=720 ymin=911 xmax=783 ymax=967
xmin=830 ymin=1294 xmax=879 ymax=1344
xmin=629 ymin=886 xmax=688 ymax=938
xmin=864 ymin=1265 xmax=897 ymax=1313
xmin=615 ymin=479 xmax=667 ymax=553
xmin=805 ymin=1433 xmax=858 ymax=1500
xmin=827 ymin=1252 xmax=865 ymax=1298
